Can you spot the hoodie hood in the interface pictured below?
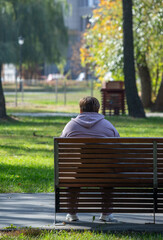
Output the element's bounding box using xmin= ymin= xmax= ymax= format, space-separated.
xmin=72 ymin=112 xmax=104 ymax=129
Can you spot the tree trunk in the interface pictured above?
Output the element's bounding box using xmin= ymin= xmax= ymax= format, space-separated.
xmin=0 ymin=63 xmax=7 ymax=118
xmin=122 ymin=0 xmax=145 ymax=118
xmin=137 ymin=59 xmax=152 ymax=108
xmin=152 ymin=76 xmax=163 ymax=112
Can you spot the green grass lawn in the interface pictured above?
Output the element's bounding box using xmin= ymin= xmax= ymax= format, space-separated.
xmin=4 ymin=81 xmax=101 ymax=114
xmin=0 ymin=115 xmax=163 ymax=193
xmin=1 ymin=229 xmax=163 ymax=240
xmin=5 ymin=90 xmax=101 ymax=114
xmin=0 ymin=116 xmax=65 ymax=193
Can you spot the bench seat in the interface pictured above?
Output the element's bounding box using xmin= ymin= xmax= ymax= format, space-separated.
xmin=54 ymin=137 xmax=163 ymax=223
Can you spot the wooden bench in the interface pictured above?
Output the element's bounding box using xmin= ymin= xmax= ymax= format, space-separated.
xmin=54 ymin=137 xmax=163 ymax=224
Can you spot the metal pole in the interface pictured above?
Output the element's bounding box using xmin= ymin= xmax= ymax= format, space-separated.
xmin=55 ymin=78 xmax=58 ymax=103
xmin=15 ymin=71 xmax=18 ymax=107
xmin=91 ymin=78 xmax=93 ymax=97
xmin=64 ymin=78 xmax=66 ymax=105
xmin=18 ymin=36 xmax=24 ymax=103
xmin=19 ymin=44 xmax=24 ymax=103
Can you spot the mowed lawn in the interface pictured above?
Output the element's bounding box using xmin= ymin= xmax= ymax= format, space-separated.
xmin=0 ymin=115 xmax=163 ymax=193
xmin=1 ymin=229 xmax=163 ymax=240
xmin=4 ymin=82 xmax=101 ymax=114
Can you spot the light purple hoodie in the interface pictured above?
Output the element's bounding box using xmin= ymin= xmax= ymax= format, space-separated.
xmin=60 ymin=112 xmax=120 ymax=138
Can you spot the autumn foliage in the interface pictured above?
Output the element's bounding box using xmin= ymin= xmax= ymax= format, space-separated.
xmin=80 ymin=0 xmax=123 ymax=81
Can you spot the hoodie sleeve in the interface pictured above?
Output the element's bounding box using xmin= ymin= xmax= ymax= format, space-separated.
xmin=114 ymin=129 xmax=120 ymax=137
xmin=60 ymin=123 xmax=69 ymax=137
xmin=109 ymin=123 xmax=120 ymax=137
xmin=60 ymin=120 xmax=76 ymax=137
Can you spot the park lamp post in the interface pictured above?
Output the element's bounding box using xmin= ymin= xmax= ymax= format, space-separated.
xmin=18 ymin=36 xmax=24 ymax=103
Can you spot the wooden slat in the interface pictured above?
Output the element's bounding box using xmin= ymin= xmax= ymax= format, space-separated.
xmin=58 ymin=188 xmax=154 ymax=193
xmin=58 ymin=153 xmax=155 ymax=158
xmin=60 ymin=203 xmax=153 ymax=207
xmin=59 ymin=178 xmax=153 ymax=183
xmin=59 ymin=194 xmax=154 ymax=199
xmin=59 ymin=191 xmax=154 ymax=195
xmin=60 ymin=198 xmax=153 ymax=203
xmin=56 ymin=137 xmax=163 ymax=143
xmin=59 ymin=148 xmax=154 ymax=154
xmin=59 ymin=173 xmax=153 ymax=178
xmin=59 ymin=183 xmax=153 ymax=187
xmin=58 ymin=158 xmax=154 ymax=163
xmin=59 ymin=168 xmax=153 ymax=173
xmin=58 ymin=209 xmax=154 ymax=213
xmin=58 ymin=144 xmax=155 ymax=149
xmin=58 ymin=163 xmax=153 ymax=168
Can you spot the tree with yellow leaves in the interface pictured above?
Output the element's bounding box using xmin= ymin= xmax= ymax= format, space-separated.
xmin=81 ymin=0 xmax=123 ymax=82
xmin=81 ymin=0 xmax=162 ymax=113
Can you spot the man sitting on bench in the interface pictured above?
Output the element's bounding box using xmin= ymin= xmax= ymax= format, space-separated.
xmin=60 ymin=96 xmax=120 ymax=222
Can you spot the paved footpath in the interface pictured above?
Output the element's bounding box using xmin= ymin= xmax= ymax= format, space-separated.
xmin=0 ymin=193 xmax=163 ymax=232
xmin=11 ymin=112 xmax=78 ymax=117
xmin=11 ymin=112 xmax=163 ymax=118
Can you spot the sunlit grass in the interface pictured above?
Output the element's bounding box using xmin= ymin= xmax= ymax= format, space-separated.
xmin=4 ymin=82 xmax=101 ymax=114
xmin=0 ymin=115 xmax=163 ymax=193
xmin=0 ymin=116 xmax=65 ymax=193
xmin=5 ymin=90 xmax=100 ymax=113
xmin=0 ymin=229 xmax=163 ymax=240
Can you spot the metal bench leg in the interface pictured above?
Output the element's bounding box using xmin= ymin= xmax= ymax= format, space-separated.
xmin=54 ymin=209 xmax=56 ymax=225
xmin=153 ymin=211 xmax=155 ymax=224
xmin=153 ymin=141 xmax=158 ymax=224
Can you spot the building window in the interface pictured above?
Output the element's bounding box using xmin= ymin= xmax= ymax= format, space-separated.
xmin=93 ymin=0 xmax=99 ymax=7
xmin=79 ymin=0 xmax=99 ymax=7
xmin=80 ymin=16 xmax=90 ymax=31
xmin=79 ymin=0 xmax=88 ymax=7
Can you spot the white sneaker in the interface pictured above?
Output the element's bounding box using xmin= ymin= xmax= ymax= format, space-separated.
xmin=66 ymin=213 xmax=79 ymax=222
xmin=99 ymin=214 xmax=118 ymax=222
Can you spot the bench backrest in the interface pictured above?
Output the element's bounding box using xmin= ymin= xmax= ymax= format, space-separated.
xmin=54 ymin=138 xmax=163 ymax=214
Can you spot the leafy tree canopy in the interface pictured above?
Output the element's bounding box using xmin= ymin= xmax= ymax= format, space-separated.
xmin=80 ymin=0 xmax=123 ymax=81
xmin=0 ymin=0 xmax=17 ymax=64
xmin=0 ymin=0 xmax=68 ymax=65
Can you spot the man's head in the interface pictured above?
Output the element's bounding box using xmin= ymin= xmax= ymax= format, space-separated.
xmin=79 ymin=96 xmax=100 ymax=113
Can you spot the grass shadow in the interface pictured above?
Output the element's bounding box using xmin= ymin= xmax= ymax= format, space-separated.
xmin=0 ymin=163 xmax=54 ymax=193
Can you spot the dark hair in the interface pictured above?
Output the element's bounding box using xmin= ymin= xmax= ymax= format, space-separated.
xmin=79 ymin=96 xmax=100 ymax=113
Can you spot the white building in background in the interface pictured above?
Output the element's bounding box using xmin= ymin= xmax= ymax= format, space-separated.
xmin=2 ymin=64 xmax=16 ymax=83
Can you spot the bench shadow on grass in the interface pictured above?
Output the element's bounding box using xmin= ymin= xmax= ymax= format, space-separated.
xmin=1 ymin=116 xmax=68 ymax=132
xmin=0 ymin=163 xmax=54 ymax=193
xmin=6 ymin=116 xmax=69 ymax=125
xmin=0 ymin=143 xmax=53 ymax=153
